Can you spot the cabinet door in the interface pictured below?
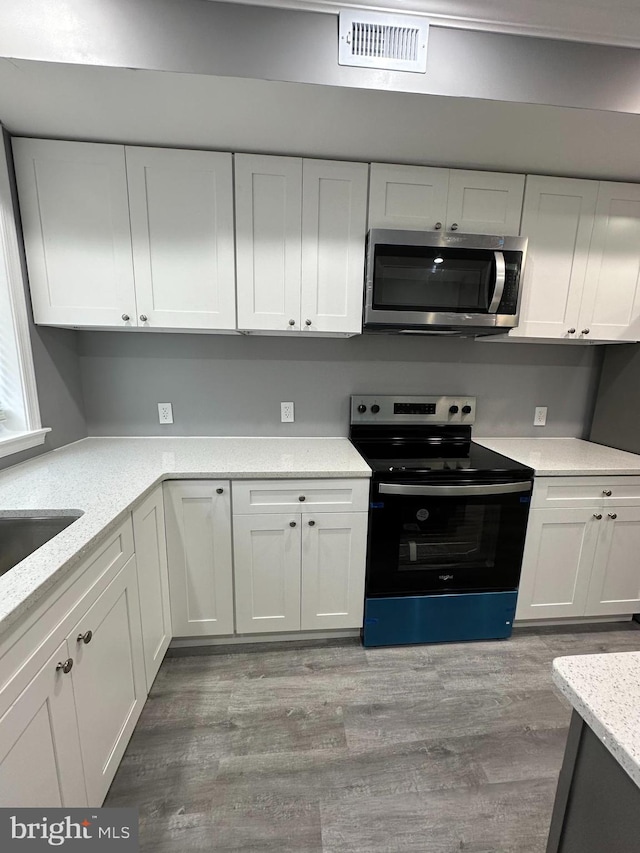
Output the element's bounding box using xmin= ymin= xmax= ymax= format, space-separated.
xmin=126 ymin=146 xmax=236 ymax=330
xmin=164 ymin=481 xmax=234 ymax=637
xmin=132 ymin=487 xmax=172 ymax=689
xmin=301 ymin=159 xmax=368 ymax=334
xmin=512 ymin=175 xmax=598 ymax=339
xmin=301 ymin=512 xmax=367 ymax=630
xmin=12 ymin=138 xmax=136 ymax=327
xmin=368 ymin=163 xmax=449 ymax=230
xmin=233 ymin=514 xmax=301 ymax=633
xmin=445 ymin=170 xmax=525 ymax=236
xmin=515 ymin=508 xmax=599 ymax=621
xmin=585 ymin=507 xmax=640 ymax=616
xmin=235 ymin=154 xmax=302 ymax=331
xmin=579 ymin=182 xmax=640 ymax=342
xmin=70 ymin=556 xmax=146 ymax=806
xmin=0 ymin=642 xmax=87 ymax=807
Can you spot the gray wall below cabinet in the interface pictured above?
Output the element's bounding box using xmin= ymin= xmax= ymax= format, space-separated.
xmin=78 ymin=332 xmax=603 ymax=439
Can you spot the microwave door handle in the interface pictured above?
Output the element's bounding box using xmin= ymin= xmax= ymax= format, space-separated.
xmin=488 ymin=251 xmax=506 ymax=313
xmin=378 ymin=482 xmax=532 ymax=496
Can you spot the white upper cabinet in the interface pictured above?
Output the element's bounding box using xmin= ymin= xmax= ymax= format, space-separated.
xmin=578 ymin=181 xmax=640 ymax=342
xmin=368 ymin=164 xmax=449 ymax=230
xmin=368 ymin=164 xmax=524 ymax=235
xmin=301 ymin=159 xmax=368 ymax=334
xmin=235 ymin=154 xmax=303 ymax=331
xmin=236 ymin=154 xmax=368 ymax=335
xmin=13 ymin=138 xmax=137 ymax=327
xmin=126 ymin=147 xmax=236 ymax=330
xmin=512 ymin=175 xmax=598 ymax=340
xmin=445 ymin=170 xmax=524 ymax=236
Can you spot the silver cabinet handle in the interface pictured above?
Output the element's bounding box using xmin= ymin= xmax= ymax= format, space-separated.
xmin=308 ymin=520 xmax=315 ymax=527
xmin=603 ymin=490 xmax=612 ymax=497
xmin=379 ymin=481 xmax=532 ymax=497
xmin=288 ymin=319 xmax=296 ymax=326
xmin=298 ymin=495 xmax=306 ymax=502
xmin=582 ymin=328 xmax=590 ymax=335
xmin=216 ymin=488 xmax=224 ymax=494
xmin=593 ymin=513 xmax=603 ymax=520
xmin=567 ymin=328 xmax=576 ymax=334
xmin=608 ymin=513 xmax=618 ymax=520
xmin=450 ymin=223 xmax=459 ymax=231
xmin=77 ymin=630 xmax=92 ymax=645
xmin=140 ymin=314 xmax=148 ymax=322
xmin=56 ymin=658 xmax=73 ymax=674
xmin=289 ymin=521 xmax=297 ymax=528
xmin=121 ymin=314 xmax=130 ymax=322
xmin=434 ymin=222 xmax=442 ymax=230
xmin=305 ymin=319 xmax=312 ymax=326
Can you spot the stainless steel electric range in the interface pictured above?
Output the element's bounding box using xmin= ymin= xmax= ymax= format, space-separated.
xmin=349 ymin=395 xmax=534 ymax=647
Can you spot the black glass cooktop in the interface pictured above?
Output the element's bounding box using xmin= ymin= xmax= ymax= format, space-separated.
xmin=363 ymin=443 xmax=532 ymax=476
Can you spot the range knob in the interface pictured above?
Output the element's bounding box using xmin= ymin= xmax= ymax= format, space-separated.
xmin=357 ymin=404 xmax=367 ymax=414
xmin=462 ymin=405 xmax=472 ymax=414
xmin=449 ymin=405 xmax=459 ymax=414
xmin=371 ymin=404 xmax=380 ymax=414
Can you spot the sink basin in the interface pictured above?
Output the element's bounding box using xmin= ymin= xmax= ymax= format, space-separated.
xmin=0 ymin=513 xmax=83 ymax=578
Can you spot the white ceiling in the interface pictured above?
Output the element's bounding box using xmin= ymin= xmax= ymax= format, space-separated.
xmin=216 ymin=0 xmax=640 ymax=48
xmin=0 ymin=59 xmax=639 ymax=182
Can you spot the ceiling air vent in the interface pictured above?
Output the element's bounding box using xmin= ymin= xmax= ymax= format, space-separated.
xmin=338 ymin=10 xmax=429 ymax=73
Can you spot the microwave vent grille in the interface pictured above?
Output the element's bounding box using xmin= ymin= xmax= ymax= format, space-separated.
xmin=338 ymin=11 xmax=429 ymax=73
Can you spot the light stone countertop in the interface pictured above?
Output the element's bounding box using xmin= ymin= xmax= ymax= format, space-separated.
xmin=474 ymin=437 xmax=640 ymax=476
xmin=553 ymin=652 xmax=640 ymax=789
xmin=0 ymin=436 xmax=371 ymax=640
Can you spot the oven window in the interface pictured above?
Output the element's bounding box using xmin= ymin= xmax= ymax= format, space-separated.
xmin=373 ymin=246 xmax=494 ymax=313
xmin=398 ymin=504 xmax=498 ymax=571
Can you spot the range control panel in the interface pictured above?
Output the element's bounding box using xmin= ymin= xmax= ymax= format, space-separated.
xmin=350 ymin=395 xmax=476 ymax=425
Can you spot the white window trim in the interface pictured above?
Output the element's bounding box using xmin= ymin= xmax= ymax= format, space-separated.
xmin=0 ymin=136 xmax=49 ymax=459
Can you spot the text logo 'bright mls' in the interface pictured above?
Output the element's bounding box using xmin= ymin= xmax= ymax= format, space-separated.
xmin=1 ymin=809 xmax=138 ymax=850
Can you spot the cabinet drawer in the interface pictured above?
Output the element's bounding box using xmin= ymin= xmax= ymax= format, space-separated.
xmin=531 ymin=476 xmax=640 ymax=508
xmin=232 ymin=479 xmax=369 ymax=514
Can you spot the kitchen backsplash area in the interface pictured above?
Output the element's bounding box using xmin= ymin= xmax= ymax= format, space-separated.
xmin=77 ymin=331 xmax=603 ymax=439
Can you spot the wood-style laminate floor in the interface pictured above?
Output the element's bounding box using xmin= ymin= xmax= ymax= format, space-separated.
xmin=105 ymin=622 xmax=640 ymax=852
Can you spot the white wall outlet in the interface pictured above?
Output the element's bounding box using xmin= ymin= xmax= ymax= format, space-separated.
xmin=158 ymin=402 xmax=174 ymax=424
xmin=534 ymin=406 xmax=547 ymax=427
xmin=281 ymin=402 xmax=295 ymax=423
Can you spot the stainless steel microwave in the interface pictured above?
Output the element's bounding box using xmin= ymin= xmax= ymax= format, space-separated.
xmin=364 ymin=229 xmax=528 ymax=336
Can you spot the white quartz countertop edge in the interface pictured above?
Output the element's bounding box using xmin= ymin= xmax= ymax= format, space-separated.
xmin=0 ymin=436 xmax=371 ymax=641
xmin=552 ymin=652 xmax=640 ymax=789
xmin=474 ymin=437 xmax=640 ymax=476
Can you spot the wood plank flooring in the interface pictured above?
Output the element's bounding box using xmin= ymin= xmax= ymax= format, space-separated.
xmin=105 ymin=622 xmax=640 ymax=852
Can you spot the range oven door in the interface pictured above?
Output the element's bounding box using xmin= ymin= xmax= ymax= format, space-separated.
xmin=366 ymin=479 xmax=532 ymax=596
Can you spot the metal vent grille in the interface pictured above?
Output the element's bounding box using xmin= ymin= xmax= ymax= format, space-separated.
xmin=339 ymin=11 xmax=429 ymax=73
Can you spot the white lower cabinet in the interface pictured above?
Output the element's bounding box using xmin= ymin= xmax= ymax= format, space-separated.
xmin=0 ymin=642 xmax=87 ymax=807
xmin=585 ymin=506 xmax=640 ymax=616
xmin=164 ymin=481 xmax=234 ymax=636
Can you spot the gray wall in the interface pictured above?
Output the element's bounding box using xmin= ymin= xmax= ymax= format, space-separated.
xmin=590 ymin=344 xmax=640 ymax=453
xmin=0 ymin=130 xmax=87 ymax=472
xmin=78 ymin=332 xmax=603 ymax=439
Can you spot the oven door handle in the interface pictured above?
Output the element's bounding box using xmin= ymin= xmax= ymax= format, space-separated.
xmin=378 ymin=481 xmax=532 ymax=497
xmin=488 ymin=251 xmax=506 ymax=313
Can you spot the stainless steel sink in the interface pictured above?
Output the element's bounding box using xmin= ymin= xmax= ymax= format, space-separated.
xmin=0 ymin=513 xmax=83 ymax=578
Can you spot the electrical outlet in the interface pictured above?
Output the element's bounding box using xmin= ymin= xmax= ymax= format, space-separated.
xmin=534 ymin=406 xmax=547 ymax=427
xmin=281 ymin=402 xmax=294 ymax=423
xmin=158 ymin=402 xmax=174 ymax=424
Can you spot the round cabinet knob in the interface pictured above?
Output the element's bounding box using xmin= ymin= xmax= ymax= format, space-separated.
xmin=56 ymin=658 xmax=74 ymax=674
xmin=603 ymin=489 xmax=612 ymax=497
xmin=449 ymin=405 xmax=459 ymax=414
xmin=582 ymin=328 xmax=590 ymax=335
xmin=450 ymin=223 xmax=459 ymax=231
xmin=593 ymin=513 xmax=603 ymax=520
xmin=371 ymin=404 xmax=380 ymax=414
xmin=608 ymin=513 xmax=618 ymax=520
xmin=308 ymin=520 xmax=315 ymax=527
xmin=289 ymin=521 xmax=297 ymax=528
xmin=216 ymin=488 xmax=224 ymax=494
xmin=77 ymin=630 xmax=92 ymax=645
xmin=305 ymin=319 xmax=312 ymax=326
xmin=298 ymin=495 xmax=306 ymax=502
xmin=121 ymin=314 xmax=130 ymax=322
xmin=139 ymin=314 xmax=148 ymax=322
xmin=288 ymin=319 xmax=296 ymax=326
xmin=357 ymin=404 xmax=367 ymax=413
xmin=567 ymin=328 xmax=576 ymax=334
xmin=462 ymin=405 xmax=472 ymax=414
xmin=434 ymin=222 xmax=442 ymax=230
